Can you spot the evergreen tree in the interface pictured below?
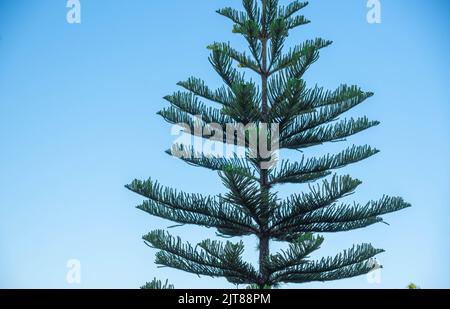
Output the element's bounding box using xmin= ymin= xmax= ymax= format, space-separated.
xmin=126 ymin=0 xmax=410 ymax=289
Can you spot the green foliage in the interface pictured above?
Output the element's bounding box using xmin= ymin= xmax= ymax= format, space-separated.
xmin=141 ymin=278 xmax=174 ymax=289
xmin=408 ymin=283 xmax=420 ymax=289
xmin=144 ymin=230 xmax=258 ymax=285
xmin=246 ymin=283 xmax=272 ymax=289
xmin=127 ymin=0 xmax=410 ymax=288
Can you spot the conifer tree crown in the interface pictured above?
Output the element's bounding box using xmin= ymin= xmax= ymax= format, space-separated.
xmin=126 ymin=0 xmax=410 ymax=289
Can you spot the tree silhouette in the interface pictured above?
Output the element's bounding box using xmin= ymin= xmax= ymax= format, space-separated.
xmin=126 ymin=0 xmax=410 ymax=289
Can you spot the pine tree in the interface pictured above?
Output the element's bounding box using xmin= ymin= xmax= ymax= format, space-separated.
xmin=126 ymin=0 xmax=410 ymax=289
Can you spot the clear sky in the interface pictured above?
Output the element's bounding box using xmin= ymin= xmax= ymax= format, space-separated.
xmin=0 ymin=0 xmax=449 ymax=289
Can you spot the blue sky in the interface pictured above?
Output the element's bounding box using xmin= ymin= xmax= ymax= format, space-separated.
xmin=0 ymin=0 xmax=449 ymax=289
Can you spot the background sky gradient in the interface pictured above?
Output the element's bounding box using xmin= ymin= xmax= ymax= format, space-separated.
xmin=0 ymin=0 xmax=449 ymax=289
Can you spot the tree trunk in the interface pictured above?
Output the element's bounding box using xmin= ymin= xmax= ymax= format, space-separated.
xmin=258 ymin=0 xmax=270 ymax=289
